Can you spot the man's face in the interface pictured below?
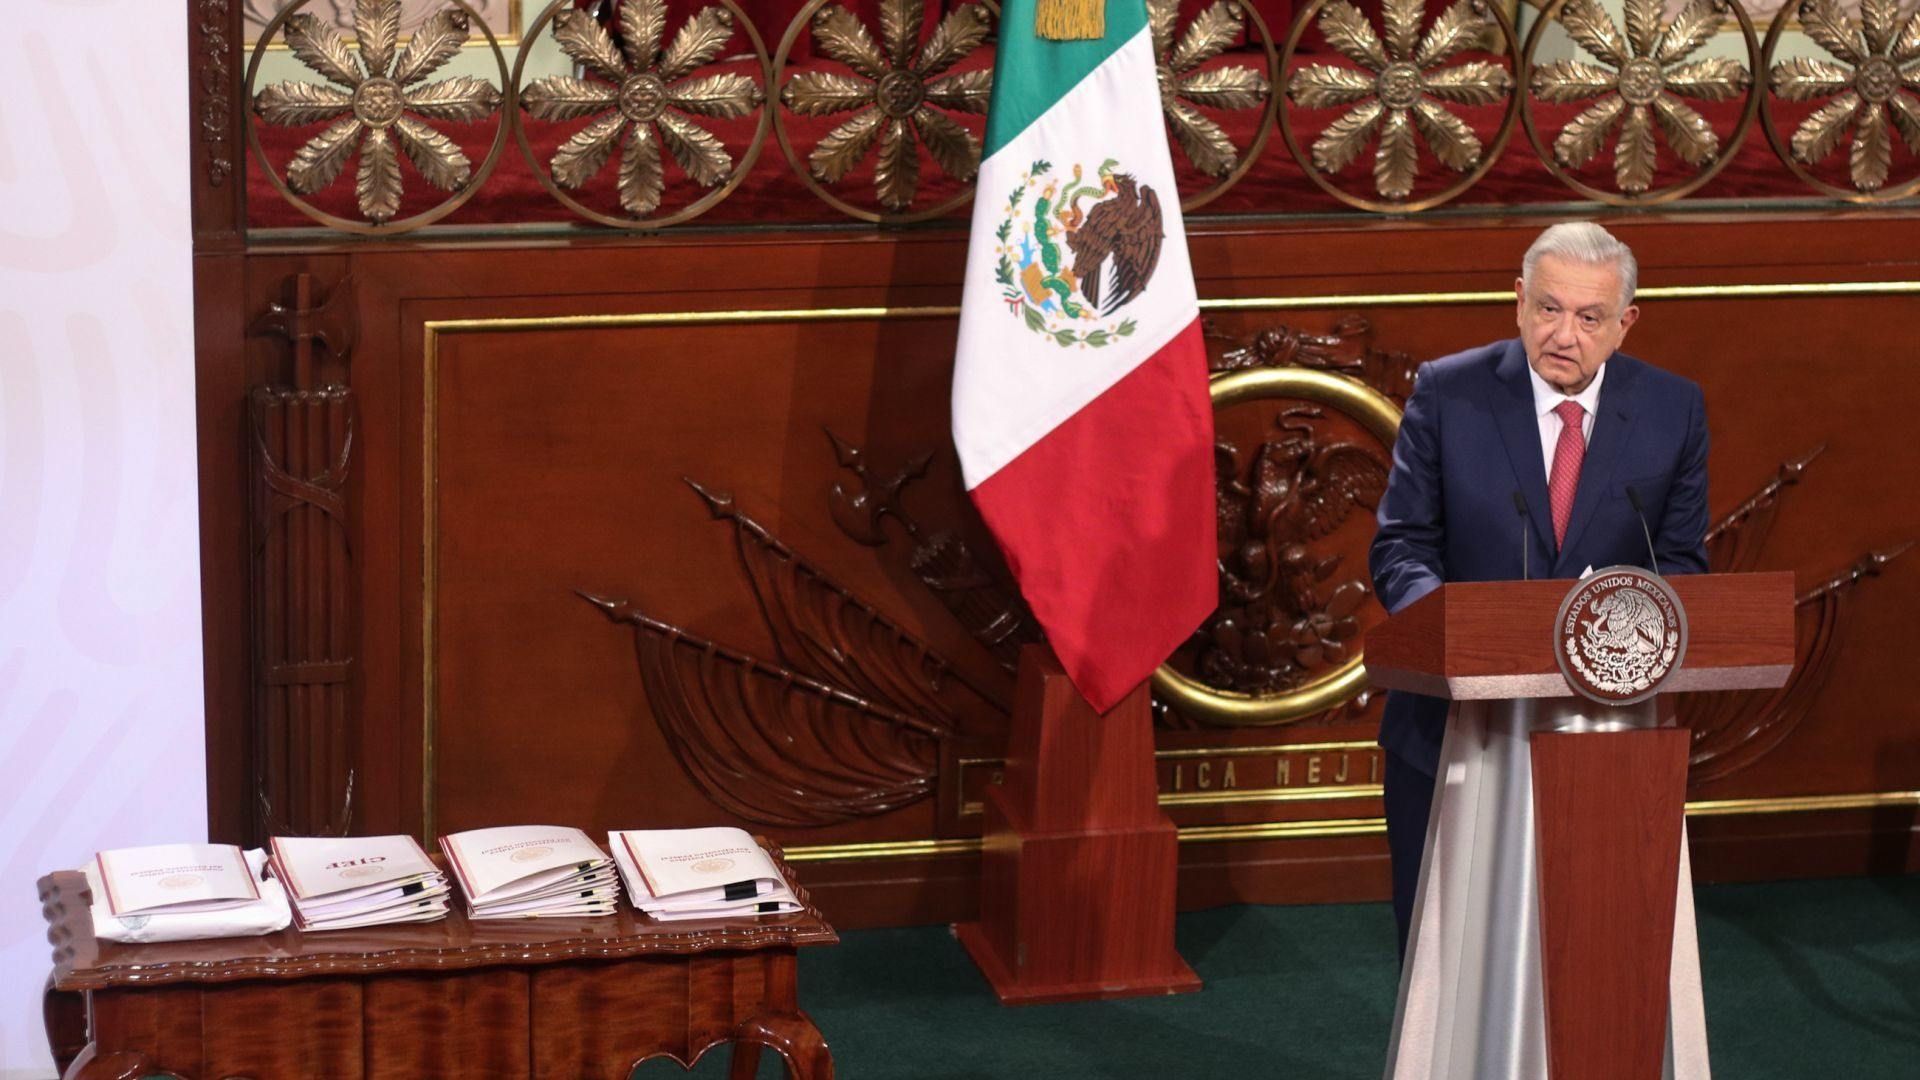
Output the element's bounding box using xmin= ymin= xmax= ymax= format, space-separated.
xmin=1514 ymin=254 xmax=1640 ymax=394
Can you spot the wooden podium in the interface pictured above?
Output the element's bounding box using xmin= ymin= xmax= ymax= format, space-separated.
xmin=1366 ymin=572 xmax=1796 ymax=1080
xmin=955 ymin=645 xmax=1201 ymax=1004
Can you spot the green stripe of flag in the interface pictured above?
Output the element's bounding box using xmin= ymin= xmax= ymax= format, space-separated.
xmin=981 ymin=0 xmax=1149 ymax=159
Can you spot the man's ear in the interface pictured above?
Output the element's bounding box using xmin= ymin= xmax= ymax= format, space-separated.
xmin=1619 ymin=303 xmax=1640 ymax=335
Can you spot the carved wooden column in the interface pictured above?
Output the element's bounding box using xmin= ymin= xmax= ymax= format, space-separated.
xmin=248 ymin=273 xmax=358 ymax=838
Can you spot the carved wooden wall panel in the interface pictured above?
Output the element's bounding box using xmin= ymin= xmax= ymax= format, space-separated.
xmin=206 ymin=216 xmax=1920 ymax=926
xmin=420 ymin=313 xmax=1011 ymax=842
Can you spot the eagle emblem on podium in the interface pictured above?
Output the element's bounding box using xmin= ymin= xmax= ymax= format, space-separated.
xmin=1555 ymin=567 xmax=1688 ymax=705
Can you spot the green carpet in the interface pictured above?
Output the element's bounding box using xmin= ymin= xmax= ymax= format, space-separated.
xmin=655 ymin=873 xmax=1919 ymax=1078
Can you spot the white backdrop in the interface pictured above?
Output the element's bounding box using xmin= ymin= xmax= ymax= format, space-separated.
xmin=0 ymin=3 xmax=205 ymax=1078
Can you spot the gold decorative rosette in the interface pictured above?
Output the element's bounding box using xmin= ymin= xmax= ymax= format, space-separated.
xmin=1145 ymin=0 xmax=1279 ymax=210
xmin=248 ymin=0 xmax=509 ymax=231
xmin=775 ymin=0 xmax=997 ymax=222
xmin=1522 ymin=0 xmax=1761 ymax=203
xmin=512 ymin=0 xmax=770 ymax=227
xmin=1282 ymin=0 xmax=1521 ymax=212
xmin=1762 ymin=0 xmax=1920 ymax=200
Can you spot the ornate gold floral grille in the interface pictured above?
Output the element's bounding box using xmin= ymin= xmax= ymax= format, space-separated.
xmin=513 ymin=0 xmax=770 ymax=225
xmin=1521 ymin=0 xmax=1761 ymax=203
xmin=773 ymin=0 xmax=997 ymax=222
xmin=243 ymin=0 xmax=1920 ymax=233
xmin=1761 ymin=0 xmax=1920 ymax=198
xmin=249 ymin=0 xmax=511 ymax=230
xmin=1282 ymin=0 xmax=1520 ymax=211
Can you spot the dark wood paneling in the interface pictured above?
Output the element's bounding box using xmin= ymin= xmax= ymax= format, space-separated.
xmin=194 ymin=253 xmax=254 ymax=847
xmin=201 ymin=980 xmax=365 ymax=1078
xmin=196 ymin=214 xmax=1920 ymax=929
xmin=530 ymin=953 xmax=779 ymax=1075
xmin=364 ymin=969 xmax=531 ymax=1079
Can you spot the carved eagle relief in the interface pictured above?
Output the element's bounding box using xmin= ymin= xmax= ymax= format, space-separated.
xmin=1066 ymin=172 xmax=1165 ymax=316
xmin=1200 ymin=408 xmax=1389 ymax=695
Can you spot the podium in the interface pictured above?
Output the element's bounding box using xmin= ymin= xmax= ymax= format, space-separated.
xmin=1365 ymin=571 xmax=1796 ymax=1080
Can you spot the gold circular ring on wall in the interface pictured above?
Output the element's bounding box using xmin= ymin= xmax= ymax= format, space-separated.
xmin=245 ymin=0 xmax=514 ymax=234
xmin=770 ymin=0 xmax=999 ymax=225
xmin=509 ymin=0 xmax=774 ymax=229
xmin=1519 ymin=0 xmax=1762 ymax=206
xmin=1277 ymin=0 xmax=1523 ymax=214
xmin=1155 ymin=0 xmax=1284 ymax=214
xmin=1151 ymin=366 xmax=1403 ymax=726
xmin=1756 ymin=0 xmax=1920 ymax=203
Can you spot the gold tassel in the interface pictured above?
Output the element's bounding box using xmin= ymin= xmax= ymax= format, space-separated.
xmin=1034 ymin=0 xmax=1104 ymax=39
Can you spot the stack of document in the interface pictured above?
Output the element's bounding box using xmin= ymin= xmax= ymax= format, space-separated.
xmin=610 ymin=827 xmax=802 ymax=921
xmin=438 ymin=825 xmax=619 ymax=919
xmin=268 ymin=835 xmax=449 ymax=930
xmin=86 ymin=844 xmax=291 ymax=943
xmin=93 ymin=842 xmax=262 ymax=917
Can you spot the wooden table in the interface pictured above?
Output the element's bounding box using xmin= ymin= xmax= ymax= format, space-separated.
xmin=39 ymin=851 xmax=837 ymax=1079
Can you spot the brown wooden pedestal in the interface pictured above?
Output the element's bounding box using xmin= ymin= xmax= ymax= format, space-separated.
xmin=955 ymin=646 xmax=1201 ymax=1004
xmin=1532 ymin=728 xmax=1690 ymax=1080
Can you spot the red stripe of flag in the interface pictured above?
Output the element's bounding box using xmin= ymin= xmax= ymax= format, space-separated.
xmin=968 ymin=319 xmax=1216 ymax=711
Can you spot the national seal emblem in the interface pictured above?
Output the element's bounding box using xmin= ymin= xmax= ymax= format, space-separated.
xmin=1553 ymin=566 xmax=1689 ymax=705
xmin=992 ymin=159 xmax=1166 ymax=349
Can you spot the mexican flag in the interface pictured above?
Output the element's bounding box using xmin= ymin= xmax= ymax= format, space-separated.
xmin=952 ymin=0 xmax=1216 ymax=712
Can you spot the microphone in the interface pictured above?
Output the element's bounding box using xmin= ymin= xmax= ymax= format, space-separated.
xmin=1512 ymin=491 xmax=1531 ymax=581
xmin=1625 ymin=486 xmax=1661 ymax=576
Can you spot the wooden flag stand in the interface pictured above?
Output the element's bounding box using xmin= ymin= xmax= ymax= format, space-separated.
xmin=955 ymin=644 xmax=1201 ymax=1004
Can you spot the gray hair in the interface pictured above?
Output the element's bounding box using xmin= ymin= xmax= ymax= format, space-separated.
xmin=1521 ymin=222 xmax=1638 ymax=311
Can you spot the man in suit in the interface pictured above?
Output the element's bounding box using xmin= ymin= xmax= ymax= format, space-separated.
xmin=1369 ymin=221 xmax=1711 ymax=957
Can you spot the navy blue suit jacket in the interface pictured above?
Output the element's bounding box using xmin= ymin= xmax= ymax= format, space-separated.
xmin=1368 ymin=339 xmax=1711 ymax=775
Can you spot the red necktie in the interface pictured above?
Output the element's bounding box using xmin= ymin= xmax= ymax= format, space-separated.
xmin=1547 ymin=399 xmax=1586 ymax=549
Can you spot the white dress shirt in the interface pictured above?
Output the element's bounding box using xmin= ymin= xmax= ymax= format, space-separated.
xmin=1527 ymin=359 xmax=1606 ymax=475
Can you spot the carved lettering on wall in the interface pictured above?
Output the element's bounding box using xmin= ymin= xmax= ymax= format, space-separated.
xmin=956 ymin=744 xmax=1386 ymax=816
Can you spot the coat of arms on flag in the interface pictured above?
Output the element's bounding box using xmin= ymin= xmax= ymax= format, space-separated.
xmin=952 ymin=0 xmax=1216 ymax=712
xmin=992 ymin=159 xmax=1164 ymax=348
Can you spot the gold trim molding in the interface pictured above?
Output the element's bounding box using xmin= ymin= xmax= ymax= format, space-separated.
xmin=1682 ymin=790 xmax=1920 ymax=817
xmin=781 ymin=790 xmax=1920 ymax=862
xmin=417 ymin=280 xmax=1920 ymax=344
xmin=1154 ymin=740 xmax=1379 ymax=758
xmin=415 ymin=278 xmax=1920 ymax=840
